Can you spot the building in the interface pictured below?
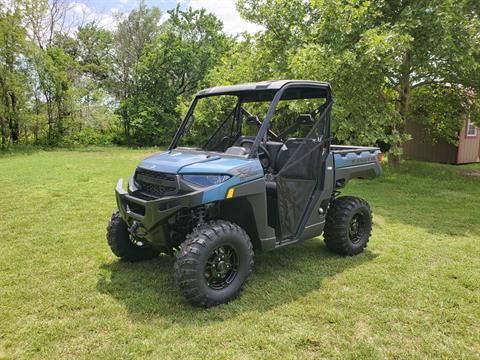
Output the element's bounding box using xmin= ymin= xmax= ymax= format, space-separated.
xmin=404 ymin=117 xmax=480 ymax=164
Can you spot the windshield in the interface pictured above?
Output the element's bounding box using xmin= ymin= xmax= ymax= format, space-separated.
xmin=172 ymin=88 xmax=329 ymax=153
xmin=176 ymin=95 xmax=240 ymax=151
xmin=242 ymin=98 xmax=326 ymax=139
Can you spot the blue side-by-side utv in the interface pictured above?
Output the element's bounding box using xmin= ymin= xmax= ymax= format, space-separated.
xmin=108 ymin=80 xmax=382 ymax=307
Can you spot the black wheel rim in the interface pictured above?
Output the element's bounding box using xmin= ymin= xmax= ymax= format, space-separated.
xmin=349 ymin=213 xmax=365 ymax=244
xmin=204 ymin=245 xmax=239 ymax=290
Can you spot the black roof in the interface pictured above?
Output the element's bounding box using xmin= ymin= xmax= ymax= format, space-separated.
xmin=196 ymin=80 xmax=331 ymax=101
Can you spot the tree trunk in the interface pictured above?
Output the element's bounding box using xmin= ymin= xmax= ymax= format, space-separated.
xmin=33 ymin=92 xmax=40 ymax=145
xmin=45 ymin=92 xmax=54 ymax=144
xmin=122 ymin=105 xmax=130 ymax=146
xmin=0 ymin=84 xmax=6 ymax=149
xmin=388 ymin=153 xmax=401 ymax=166
xmin=9 ymin=92 xmax=19 ymax=143
xmin=389 ymin=51 xmax=412 ymax=167
xmin=33 ymin=123 xmax=38 ymax=144
xmin=0 ymin=117 xmax=6 ymax=149
xmin=24 ymin=125 xmax=28 ymax=144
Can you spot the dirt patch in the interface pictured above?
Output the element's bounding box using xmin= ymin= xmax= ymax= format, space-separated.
xmin=463 ymin=171 xmax=480 ymax=178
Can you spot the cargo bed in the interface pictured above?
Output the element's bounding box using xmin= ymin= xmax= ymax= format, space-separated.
xmin=331 ymin=145 xmax=382 ymax=188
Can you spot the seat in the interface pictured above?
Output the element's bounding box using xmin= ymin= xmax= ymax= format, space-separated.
xmin=225 ymin=146 xmax=248 ymax=156
xmin=233 ymin=135 xmax=255 ymax=146
xmin=265 ymin=141 xmax=283 ymax=171
xmin=266 ymin=138 xmax=306 ymax=194
xmin=273 ymin=138 xmax=305 ymax=173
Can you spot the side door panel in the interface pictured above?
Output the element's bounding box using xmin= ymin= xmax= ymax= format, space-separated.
xmin=299 ymin=154 xmax=334 ymax=241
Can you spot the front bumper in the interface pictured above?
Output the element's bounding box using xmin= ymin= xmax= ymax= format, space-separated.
xmin=115 ymin=178 xmax=203 ymax=246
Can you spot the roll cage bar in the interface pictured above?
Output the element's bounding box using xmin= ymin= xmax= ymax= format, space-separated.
xmin=168 ymin=81 xmax=334 ymax=158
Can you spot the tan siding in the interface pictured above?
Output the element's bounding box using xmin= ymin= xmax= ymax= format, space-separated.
xmin=457 ymin=120 xmax=480 ymax=164
xmin=404 ymin=120 xmax=458 ymax=163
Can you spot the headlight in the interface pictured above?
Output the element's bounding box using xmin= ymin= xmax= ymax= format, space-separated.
xmin=182 ymin=174 xmax=231 ymax=187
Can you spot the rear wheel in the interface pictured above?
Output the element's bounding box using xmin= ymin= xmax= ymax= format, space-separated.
xmin=106 ymin=211 xmax=160 ymax=261
xmin=174 ymin=220 xmax=254 ymax=307
xmin=324 ymin=196 xmax=372 ymax=256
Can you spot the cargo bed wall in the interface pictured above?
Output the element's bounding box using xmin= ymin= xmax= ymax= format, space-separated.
xmin=331 ymin=145 xmax=381 ymax=188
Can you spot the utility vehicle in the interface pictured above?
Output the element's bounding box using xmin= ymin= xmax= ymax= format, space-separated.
xmin=107 ymin=80 xmax=382 ymax=307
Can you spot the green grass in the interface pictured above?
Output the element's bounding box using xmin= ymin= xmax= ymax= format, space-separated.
xmin=1 ymin=148 xmax=479 ymax=359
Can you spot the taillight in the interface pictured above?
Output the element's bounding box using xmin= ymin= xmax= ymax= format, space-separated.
xmin=377 ymin=152 xmax=383 ymax=162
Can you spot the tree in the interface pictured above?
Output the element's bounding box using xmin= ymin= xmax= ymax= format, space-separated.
xmin=125 ymin=6 xmax=230 ymax=145
xmin=56 ymin=23 xmax=116 ymax=135
xmin=110 ymin=1 xmax=162 ymax=144
xmin=67 ymin=22 xmax=113 ymax=82
xmin=206 ymin=33 xmax=273 ymax=85
xmin=237 ymin=0 xmax=318 ymax=75
xmin=21 ymin=0 xmax=79 ymax=144
xmin=238 ymin=0 xmax=480 ymax=165
xmin=29 ymin=45 xmax=75 ymax=142
xmin=153 ymin=6 xmax=229 ymax=98
xmin=0 ymin=1 xmax=233 ymax=148
xmin=409 ymin=85 xmax=479 ymax=145
xmin=0 ymin=5 xmax=29 ymax=147
xmin=23 ymin=0 xmax=71 ymax=50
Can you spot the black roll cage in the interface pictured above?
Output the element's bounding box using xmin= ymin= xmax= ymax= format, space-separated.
xmin=168 ymin=81 xmax=334 ymax=158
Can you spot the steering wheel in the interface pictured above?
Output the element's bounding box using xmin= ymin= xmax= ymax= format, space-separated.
xmin=216 ymin=135 xmax=233 ymax=151
xmin=240 ymin=139 xmax=272 ymax=170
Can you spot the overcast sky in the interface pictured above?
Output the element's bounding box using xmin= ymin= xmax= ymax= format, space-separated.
xmin=70 ymin=0 xmax=264 ymax=35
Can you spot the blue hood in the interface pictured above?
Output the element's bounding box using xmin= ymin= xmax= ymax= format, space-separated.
xmin=137 ymin=150 xmax=258 ymax=175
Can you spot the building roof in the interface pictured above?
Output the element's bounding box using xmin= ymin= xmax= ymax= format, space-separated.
xmin=196 ymin=80 xmax=331 ymax=97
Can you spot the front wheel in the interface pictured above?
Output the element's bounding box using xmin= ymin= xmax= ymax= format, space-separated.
xmin=106 ymin=211 xmax=160 ymax=261
xmin=174 ymin=220 xmax=254 ymax=308
xmin=323 ymin=196 xmax=372 ymax=256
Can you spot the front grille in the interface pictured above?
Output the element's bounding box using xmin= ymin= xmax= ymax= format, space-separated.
xmin=138 ymin=182 xmax=176 ymax=197
xmin=135 ymin=168 xmax=178 ymax=197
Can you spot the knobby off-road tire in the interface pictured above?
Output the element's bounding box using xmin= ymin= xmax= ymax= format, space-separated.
xmin=175 ymin=220 xmax=254 ymax=308
xmin=324 ymin=196 xmax=372 ymax=256
xmin=107 ymin=211 xmax=160 ymax=261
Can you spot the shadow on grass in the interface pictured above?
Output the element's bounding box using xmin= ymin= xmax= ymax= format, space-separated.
xmin=97 ymin=239 xmax=376 ymax=324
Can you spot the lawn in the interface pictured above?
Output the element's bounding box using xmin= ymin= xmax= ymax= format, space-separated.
xmin=0 ymin=148 xmax=479 ymax=359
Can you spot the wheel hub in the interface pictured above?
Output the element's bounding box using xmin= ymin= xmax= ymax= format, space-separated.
xmin=204 ymin=245 xmax=239 ymax=289
xmin=349 ymin=213 xmax=364 ymax=243
xmin=216 ymin=261 xmax=228 ymax=275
